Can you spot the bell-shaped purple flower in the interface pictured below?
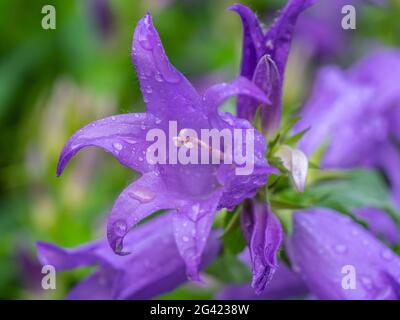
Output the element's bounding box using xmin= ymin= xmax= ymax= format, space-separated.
xmin=240 ymin=200 xmax=283 ymax=294
xmin=288 ymin=208 xmax=400 ymax=299
xmin=296 ymin=50 xmax=400 ymax=207
xmin=57 ymin=12 xmax=272 ymax=280
xmin=230 ymin=1 xmax=315 ymax=134
xmin=37 ymin=213 xmax=221 ymax=299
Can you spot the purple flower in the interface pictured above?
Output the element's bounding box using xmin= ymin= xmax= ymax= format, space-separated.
xmin=296 ymin=50 xmax=400 ymax=207
xmin=217 ymin=263 xmax=308 ymax=300
xmin=240 ymin=200 xmax=283 ymax=294
xmin=295 ymin=0 xmax=387 ymax=59
xmin=37 ymin=213 xmax=221 ymax=299
xmin=88 ymin=0 xmax=114 ymax=37
xmin=230 ymin=1 xmax=314 ymax=134
xmin=288 ymin=208 xmax=400 ymax=299
xmin=56 ymin=12 xmax=271 ymax=280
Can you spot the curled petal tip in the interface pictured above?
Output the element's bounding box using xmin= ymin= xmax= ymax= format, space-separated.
xmin=56 ymin=165 xmax=63 ymax=177
xmin=107 ymin=224 xmax=130 ymax=256
xmin=113 ymin=237 xmax=131 ymax=256
xmin=228 ymin=3 xmax=248 ymax=12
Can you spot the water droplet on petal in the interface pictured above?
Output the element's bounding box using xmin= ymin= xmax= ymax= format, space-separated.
xmin=113 ymin=220 xmax=128 ymax=237
xmin=381 ymin=249 xmax=393 ymax=261
xmin=137 ymin=16 xmax=156 ymax=50
xmin=153 ymin=45 xmax=180 ymax=83
xmin=361 ymin=276 xmax=373 ymax=290
xmin=128 ymin=187 xmax=155 ymax=203
xmin=113 ymin=142 xmax=123 ymax=151
xmin=155 ymin=73 xmax=163 ymax=82
xmin=182 ymin=236 xmax=189 ymax=242
xmin=334 ymin=244 xmax=347 ymax=254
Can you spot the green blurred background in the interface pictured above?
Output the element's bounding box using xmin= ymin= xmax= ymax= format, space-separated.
xmin=0 ymin=0 xmax=399 ymax=299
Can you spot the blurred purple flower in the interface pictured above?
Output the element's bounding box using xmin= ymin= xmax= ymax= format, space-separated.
xmin=354 ymin=207 xmax=399 ymax=245
xmin=88 ymin=0 xmax=114 ymax=37
xmin=57 ymin=12 xmax=271 ymax=280
xmin=37 ymin=213 xmax=221 ymax=299
xmin=217 ymin=263 xmax=308 ymax=300
xmin=240 ymin=200 xmax=283 ymax=294
xmin=295 ymin=0 xmax=387 ymax=59
xmin=297 ymin=49 xmax=400 ymax=206
xmin=288 ymin=208 xmax=400 ymax=300
xmin=230 ymin=1 xmax=315 ymax=135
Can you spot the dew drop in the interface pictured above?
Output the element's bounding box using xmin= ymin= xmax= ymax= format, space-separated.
xmin=137 ymin=17 xmax=155 ymax=50
xmin=153 ymin=45 xmax=180 ymax=83
xmin=334 ymin=244 xmax=347 ymax=254
xmin=182 ymin=236 xmax=189 ymax=242
xmin=128 ymin=187 xmax=155 ymax=203
xmin=361 ymin=276 xmax=373 ymax=290
xmin=113 ymin=142 xmax=123 ymax=151
xmin=155 ymin=73 xmax=163 ymax=82
xmin=113 ymin=220 xmax=128 ymax=237
xmin=381 ymin=249 xmax=393 ymax=261
xmin=266 ymin=39 xmax=274 ymax=50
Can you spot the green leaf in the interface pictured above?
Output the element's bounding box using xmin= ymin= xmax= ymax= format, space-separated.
xmin=280 ymin=116 xmax=302 ymax=137
xmin=275 ymin=168 xmax=400 ymax=228
xmin=220 ymin=208 xmax=247 ymax=254
xmin=206 ymin=253 xmax=251 ymax=284
xmin=284 ymin=127 xmax=310 ymax=146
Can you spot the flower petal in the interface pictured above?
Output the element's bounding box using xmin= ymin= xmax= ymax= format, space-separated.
xmin=288 ymin=208 xmax=400 ymax=299
xmin=202 ymin=76 xmax=269 ymax=114
xmin=67 ymin=271 xmax=114 ymax=300
xmin=37 ymin=213 xmax=222 ymax=300
xmin=229 ymin=3 xmax=265 ymax=79
xmin=172 ymin=190 xmax=223 ymax=280
xmin=264 ymin=0 xmax=316 ymax=77
xmin=262 ymin=0 xmax=315 ymax=133
xmin=106 ymin=171 xmax=179 ymax=254
xmin=276 ymin=145 xmax=308 ymax=192
xmin=216 ymin=112 xmax=271 ymax=210
xmin=36 ymin=241 xmax=101 ymax=270
xmin=241 ymin=201 xmax=283 ymax=294
xmin=57 ymin=113 xmax=157 ymax=176
xmin=132 ymin=12 xmax=201 ymax=118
